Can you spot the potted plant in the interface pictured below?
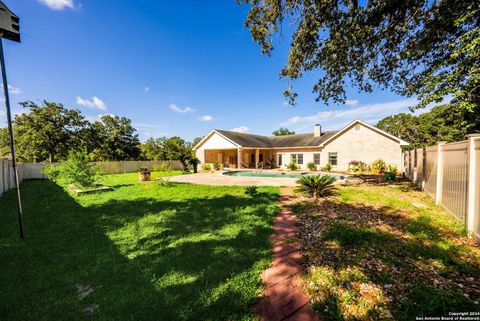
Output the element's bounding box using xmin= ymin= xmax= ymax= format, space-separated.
xmin=384 ymin=165 xmax=397 ymax=181
xmin=138 ymin=166 xmax=151 ymax=181
xmin=372 ymin=159 xmax=387 ymax=174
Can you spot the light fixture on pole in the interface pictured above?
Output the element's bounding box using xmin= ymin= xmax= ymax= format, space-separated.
xmin=0 ymin=1 xmax=24 ymax=239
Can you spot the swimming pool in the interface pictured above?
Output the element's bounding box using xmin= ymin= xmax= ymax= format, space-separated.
xmin=223 ymin=170 xmax=346 ymax=180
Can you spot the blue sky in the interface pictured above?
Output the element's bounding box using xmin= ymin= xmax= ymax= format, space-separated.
xmin=1 ymin=0 xmax=423 ymax=141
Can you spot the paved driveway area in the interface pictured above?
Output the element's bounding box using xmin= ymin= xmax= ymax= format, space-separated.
xmin=166 ymin=172 xmax=299 ymax=186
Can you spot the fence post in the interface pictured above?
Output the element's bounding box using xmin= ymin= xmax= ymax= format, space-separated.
xmin=467 ymin=134 xmax=480 ymax=239
xmin=413 ymin=149 xmax=418 ymax=183
xmin=422 ymin=147 xmax=427 ymax=190
xmin=435 ymin=142 xmax=446 ymax=204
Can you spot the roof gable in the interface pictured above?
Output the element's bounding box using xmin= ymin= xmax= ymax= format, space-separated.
xmin=320 ymin=120 xmax=409 ymax=147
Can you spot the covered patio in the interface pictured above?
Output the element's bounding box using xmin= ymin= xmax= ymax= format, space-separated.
xmin=202 ymin=148 xmax=274 ymax=169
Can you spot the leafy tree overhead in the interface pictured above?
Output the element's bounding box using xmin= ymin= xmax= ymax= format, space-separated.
xmin=13 ymin=101 xmax=88 ymax=162
xmin=240 ymin=0 xmax=479 ymax=113
xmin=272 ymin=127 xmax=295 ymax=136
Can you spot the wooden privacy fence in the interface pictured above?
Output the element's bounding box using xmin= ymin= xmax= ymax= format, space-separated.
xmin=0 ymin=160 xmax=182 ymax=197
xmin=403 ymin=134 xmax=480 ymax=241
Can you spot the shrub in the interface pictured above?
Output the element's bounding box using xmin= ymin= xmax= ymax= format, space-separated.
xmin=201 ymin=163 xmax=212 ymax=171
xmin=244 ymin=185 xmax=258 ymax=196
xmin=322 ymin=163 xmax=332 ymax=172
xmin=137 ymin=166 xmax=149 ymax=172
xmin=295 ymin=175 xmax=337 ymax=199
xmin=212 ymin=161 xmax=221 ymax=171
xmin=288 ymin=161 xmax=297 ymax=171
xmin=42 ymin=163 xmax=64 ymax=182
xmin=307 ymin=162 xmax=316 ymax=171
xmin=43 ymin=150 xmax=97 ymax=189
xmin=372 ymin=159 xmax=387 ymax=174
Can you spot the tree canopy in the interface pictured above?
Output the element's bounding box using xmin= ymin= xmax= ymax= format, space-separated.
xmin=377 ymin=103 xmax=479 ymax=149
xmin=13 ymin=101 xmax=88 ymax=162
xmin=272 ymin=127 xmax=295 ymax=136
xmin=240 ymin=0 xmax=479 ymax=113
xmin=1 ymin=101 xmax=141 ymax=162
xmin=89 ymin=115 xmax=140 ymax=161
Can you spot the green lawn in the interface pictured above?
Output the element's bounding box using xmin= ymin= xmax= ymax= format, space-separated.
xmin=292 ymin=181 xmax=480 ymax=321
xmin=0 ymin=172 xmax=279 ymax=321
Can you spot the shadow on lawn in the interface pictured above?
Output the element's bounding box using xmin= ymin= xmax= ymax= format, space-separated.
xmin=295 ymin=200 xmax=480 ymax=321
xmin=0 ymin=180 xmax=278 ymax=321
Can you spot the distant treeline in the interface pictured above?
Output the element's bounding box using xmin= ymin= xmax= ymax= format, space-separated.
xmin=0 ymin=101 xmax=200 ymax=164
xmin=377 ymin=104 xmax=480 ymax=150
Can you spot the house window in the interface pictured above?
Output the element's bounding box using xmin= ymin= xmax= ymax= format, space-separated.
xmin=297 ymin=154 xmax=303 ymax=164
xmin=328 ymin=152 xmax=338 ymax=166
xmin=278 ymin=154 xmax=283 ymax=166
xmin=291 ymin=154 xmax=303 ymax=164
xmin=314 ymin=153 xmax=320 ymax=165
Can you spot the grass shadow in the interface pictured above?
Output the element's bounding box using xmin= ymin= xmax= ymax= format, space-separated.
xmin=0 ymin=179 xmax=279 ymax=321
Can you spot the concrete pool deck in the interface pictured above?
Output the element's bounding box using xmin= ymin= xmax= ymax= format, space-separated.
xmin=167 ymin=171 xmax=300 ymax=186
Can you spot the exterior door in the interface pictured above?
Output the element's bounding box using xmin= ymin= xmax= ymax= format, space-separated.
xmin=277 ymin=154 xmax=283 ymax=166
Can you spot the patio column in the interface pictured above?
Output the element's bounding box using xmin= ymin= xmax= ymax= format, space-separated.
xmin=255 ymin=148 xmax=259 ymax=168
xmin=237 ymin=148 xmax=241 ymax=169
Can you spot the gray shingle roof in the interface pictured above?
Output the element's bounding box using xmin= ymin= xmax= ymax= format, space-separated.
xmin=214 ymin=129 xmax=337 ymax=148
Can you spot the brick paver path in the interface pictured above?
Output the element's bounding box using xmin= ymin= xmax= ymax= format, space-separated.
xmin=257 ymin=187 xmax=320 ymax=321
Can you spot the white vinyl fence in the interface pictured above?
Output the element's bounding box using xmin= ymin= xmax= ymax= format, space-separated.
xmin=0 ymin=159 xmax=46 ymax=197
xmin=403 ymin=134 xmax=480 ymax=241
xmin=0 ymin=160 xmax=182 ymax=197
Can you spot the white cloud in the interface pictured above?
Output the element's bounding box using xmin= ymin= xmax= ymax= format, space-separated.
xmin=38 ymin=0 xmax=75 ymax=10
xmin=232 ymin=126 xmax=250 ymax=133
xmin=199 ymin=115 xmax=214 ymax=122
xmin=345 ymin=99 xmax=359 ymax=107
xmin=1 ymin=85 xmax=21 ymax=95
xmin=85 ymin=113 xmax=116 ymax=123
xmin=169 ymin=103 xmax=194 ymax=114
xmin=283 ymin=98 xmax=418 ymax=127
xmin=76 ymin=96 xmax=107 ymax=111
xmin=134 ymin=123 xmax=161 ymax=128
xmin=144 ymin=86 xmax=150 ymax=92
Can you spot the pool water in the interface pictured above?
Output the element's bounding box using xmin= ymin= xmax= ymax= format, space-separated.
xmin=223 ymin=170 xmax=345 ymax=180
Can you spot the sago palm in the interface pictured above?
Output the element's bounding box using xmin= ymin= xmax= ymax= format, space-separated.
xmin=295 ymin=175 xmax=337 ymax=199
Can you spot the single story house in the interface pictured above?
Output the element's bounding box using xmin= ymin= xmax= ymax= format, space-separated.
xmin=193 ymin=119 xmax=409 ymax=171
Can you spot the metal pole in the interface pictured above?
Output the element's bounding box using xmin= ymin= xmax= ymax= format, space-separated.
xmin=0 ymin=37 xmax=24 ymax=239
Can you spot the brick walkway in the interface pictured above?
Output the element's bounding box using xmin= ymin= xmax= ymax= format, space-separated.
xmin=257 ymin=187 xmax=319 ymax=321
